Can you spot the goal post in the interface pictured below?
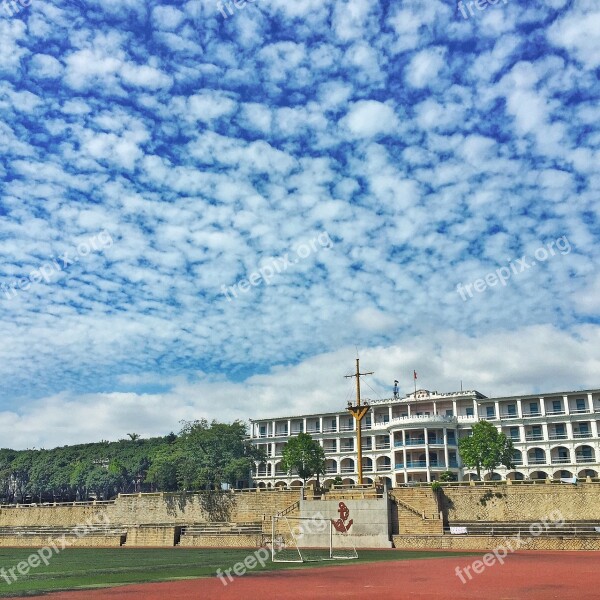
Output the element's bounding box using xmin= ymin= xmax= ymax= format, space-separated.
xmin=271 ymin=514 xmax=358 ymax=563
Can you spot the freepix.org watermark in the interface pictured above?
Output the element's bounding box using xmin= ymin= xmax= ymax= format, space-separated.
xmin=456 ymin=236 xmax=571 ymax=302
xmin=220 ymin=231 xmax=333 ymax=302
xmin=1 ymin=230 xmax=113 ymax=301
xmin=458 ymin=0 xmax=509 ymax=20
xmin=216 ymin=512 xmax=327 ymax=585
xmin=217 ymin=0 xmax=258 ymax=19
xmin=2 ymin=0 xmax=32 ymax=18
xmin=0 ymin=514 xmax=111 ymax=585
xmin=455 ymin=509 xmax=564 ymax=584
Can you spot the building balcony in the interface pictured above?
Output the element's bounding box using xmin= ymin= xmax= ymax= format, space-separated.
xmin=394 ymin=441 xmax=403 ymax=447
xmin=512 ymin=459 xmax=523 ymax=466
xmin=573 ymin=432 xmax=592 ymax=439
xmin=509 ymin=437 xmax=521 ymax=442
xmin=340 ymin=446 xmax=354 ymax=453
xmin=548 ymin=433 xmax=568 ymax=440
xmin=405 ymin=439 xmax=426 ymax=446
xmin=340 ymin=425 xmax=354 ymax=432
xmin=522 ymin=412 xmax=542 ymax=418
xmin=551 ymin=457 xmax=572 ymax=464
xmin=390 ymin=414 xmax=459 ymax=425
xmin=525 ymin=434 xmax=544 ymax=441
xmin=256 ymin=471 xmax=267 ymax=477
xmin=545 ymin=409 xmax=565 ymax=416
xmin=290 ymin=429 xmax=303 ymax=435
xmin=340 ymin=467 xmax=355 ymax=473
xmin=274 ymin=470 xmax=286 ymax=477
xmin=325 ymin=468 xmax=338 ymax=474
xmin=375 ymin=443 xmax=391 ymax=450
xmin=323 ymin=447 xmax=337 ymax=453
xmin=322 ymin=426 xmax=337 ymax=433
xmin=376 ymin=464 xmax=392 ymax=471
xmin=500 ymin=413 xmax=519 ymax=420
xmin=576 ymin=456 xmax=596 ymax=463
xmin=527 ymin=458 xmax=547 ymax=465
xmin=570 ymin=408 xmax=590 ymax=414
xmin=306 ymin=428 xmax=320 ymax=434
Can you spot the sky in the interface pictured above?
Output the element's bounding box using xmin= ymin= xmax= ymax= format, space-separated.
xmin=0 ymin=0 xmax=599 ymax=449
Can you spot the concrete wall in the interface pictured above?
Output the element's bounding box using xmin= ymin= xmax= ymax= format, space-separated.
xmin=295 ymin=497 xmax=392 ymax=548
xmin=393 ymin=534 xmax=600 ymax=551
xmin=439 ymin=483 xmax=600 ymax=522
xmin=0 ymin=490 xmax=300 ymax=528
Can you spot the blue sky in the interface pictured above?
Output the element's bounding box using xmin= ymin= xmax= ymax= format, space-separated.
xmin=1 ymin=0 xmax=599 ymax=448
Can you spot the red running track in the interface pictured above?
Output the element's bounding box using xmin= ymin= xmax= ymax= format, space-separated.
xmin=26 ymin=551 xmax=600 ymax=600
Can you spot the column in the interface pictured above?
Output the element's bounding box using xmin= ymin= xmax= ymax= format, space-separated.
xmin=443 ymin=428 xmax=449 ymax=469
xmin=303 ymin=417 xmax=307 ymax=433
xmin=407 ymin=404 xmax=411 ymax=417
xmin=473 ymin=399 xmax=478 ymax=419
xmin=495 ymin=401 xmax=500 ymax=419
xmin=540 ymin=397 xmax=546 ymax=417
xmin=425 ymin=427 xmax=430 ymax=476
xmin=433 ymin=401 xmax=437 ymax=416
xmin=287 ymin=419 xmax=291 ymax=435
xmin=517 ymin=400 xmax=523 ymax=418
xmin=564 ymin=395 xmax=570 ymax=415
xmin=388 ymin=406 xmax=393 ymax=422
xmin=541 ymin=422 xmax=549 ymax=441
xmin=272 ymin=420 xmax=276 ymax=437
xmin=591 ymin=421 xmax=599 ymax=438
xmin=588 ymin=393 xmax=595 ymax=413
xmin=336 ymin=414 xmax=340 ymax=432
xmin=452 ymin=400 xmax=457 ymax=417
xmin=319 ymin=416 xmax=323 ymax=433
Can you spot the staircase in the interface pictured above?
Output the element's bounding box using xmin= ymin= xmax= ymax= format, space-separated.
xmin=390 ymin=488 xmax=443 ymax=535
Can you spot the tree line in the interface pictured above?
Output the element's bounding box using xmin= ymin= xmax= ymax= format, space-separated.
xmin=0 ymin=420 xmax=264 ymax=503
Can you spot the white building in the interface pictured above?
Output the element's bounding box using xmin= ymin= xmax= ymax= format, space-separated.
xmin=249 ymin=388 xmax=600 ymax=488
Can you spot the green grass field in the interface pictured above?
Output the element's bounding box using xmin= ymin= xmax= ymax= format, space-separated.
xmin=0 ymin=547 xmax=476 ymax=597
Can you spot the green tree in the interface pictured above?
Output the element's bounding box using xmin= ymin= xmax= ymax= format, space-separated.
xmin=281 ymin=433 xmax=325 ymax=487
xmin=174 ymin=420 xmax=264 ymax=490
xmin=458 ymin=420 xmax=515 ymax=479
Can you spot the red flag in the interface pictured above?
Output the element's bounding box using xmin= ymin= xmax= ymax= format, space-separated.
xmin=413 ymin=370 xmax=417 ymax=380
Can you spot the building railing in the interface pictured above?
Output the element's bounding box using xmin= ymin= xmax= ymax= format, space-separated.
xmin=551 ymin=457 xmax=572 ymax=464
xmin=340 ymin=467 xmax=355 ymax=473
xmin=376 ymin=465 xmax=392 ymax=471
xmin=570 ymin=408 xmax=590 ymax=414
xmin=548 ymin=433 xmax=568 ymax=440
xmin=527 ymin=458 xmax=547 ymax=465
xmin=545 ymin=409 xmax=565 ymax=415
xmin=500 ymin=413 xmax=519 ymax=419
xmin=375 ymin=443 xmax=391 ymax=450
xmin=577 ymin=456 xmax=596 ymax=463
xmin=525 ymin=434 xmax=544 ymax=441
xmin=522 ymin=411 xmax=542 ymax=417
xmin=573 ymin=432 xmax=592 ymax=438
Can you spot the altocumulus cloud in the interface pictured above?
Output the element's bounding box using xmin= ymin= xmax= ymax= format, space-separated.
xmin=0 ymin=0 xmax=598 ymax=448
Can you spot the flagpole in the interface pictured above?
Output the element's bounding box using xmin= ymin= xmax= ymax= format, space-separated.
xmin=414 ymin=370 xmax=417 ymax=396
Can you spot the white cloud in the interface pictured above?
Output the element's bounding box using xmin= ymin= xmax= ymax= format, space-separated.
xmin=343 ymin=100 xmax=398 ymax=137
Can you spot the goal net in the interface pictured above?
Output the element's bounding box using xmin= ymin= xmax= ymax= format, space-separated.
xmin=271 ymin=515 xmax=358 ymax=562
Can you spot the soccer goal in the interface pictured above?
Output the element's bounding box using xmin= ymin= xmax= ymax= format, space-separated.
xmin=270 ymin=515 xmax=358 ymax=563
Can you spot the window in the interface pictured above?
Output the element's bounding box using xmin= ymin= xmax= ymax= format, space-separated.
xmin=576 ymin=398 xmax=586 ymax=411
xmin=532 ymin=425 xmax=542 ymax=435
xmin=529 ymin=402 xmax=539 ymax=414
xmin=383 ymin=415 xmax=390 ymax=423
xmin=507 ymin=404 xmax=517 ymax=416
xmin=555 ymin=423 xmax=565 ymax=434
xmin=553 ymin=400 xmax=562 ymax=412
xmin=510 ymin=427 xmax=519 ymax=440
xmin=446 ymin=409 xmax=453 ymax=416
xmin=558 ymin=448 xmax=569 ymax=459
xmin=466 ymin=407 xmax=474 ymax=417
xmin=580 ymin=423 xmax=590 ymax=433
xmin=260 ymin=426 xmax=266 ymax=436
xmin=486 ymin=406 xmax=495 ymax=418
